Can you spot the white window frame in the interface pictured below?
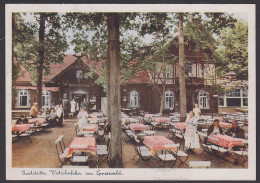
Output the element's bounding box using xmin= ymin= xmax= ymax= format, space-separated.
xmin=218 ymin=87 xmax=248 ymax=107
xmin=129 ymin=90 xmax=139 ymax=108
xmin=165 ymin=90 xmax=174 ymax=109
xmin=16 ymin=89 xmax=30 ymax=108
xmin=198 ymin=90 xmax=209 ymax=109
xmin=166 ymin=65 xmax=173 ymax=78
xmin=42 ymin=90 xmax=52 ymax=109
xmin=185 ymin=64 xmax=193 ymax=77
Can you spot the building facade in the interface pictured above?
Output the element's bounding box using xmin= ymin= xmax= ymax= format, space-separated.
xmin=12 ymin=42 xmax=248 ymax=115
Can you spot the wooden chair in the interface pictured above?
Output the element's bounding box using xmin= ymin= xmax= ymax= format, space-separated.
xmin=96 ymin=132 xmax=110 ymax=168
xmin=132 ymin=136 xmax=153 ymax=166
xmin=170 ymin=143 xmax=189 ymax=168
xmin=54 ymin=135 xmax=71 ymax=167
xmin=157 ymin=149 xmax=177 ymax=168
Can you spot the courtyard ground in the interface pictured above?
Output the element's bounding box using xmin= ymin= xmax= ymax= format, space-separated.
xmin=12 ymin=118 xmax=248 ymax=169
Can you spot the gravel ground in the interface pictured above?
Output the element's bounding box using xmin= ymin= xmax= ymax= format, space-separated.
xmin=12 ymin=118 xmax=248 ymax=169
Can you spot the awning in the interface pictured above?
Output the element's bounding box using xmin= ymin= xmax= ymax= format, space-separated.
xmin=15 ymin=86 xmax=59 ymax=92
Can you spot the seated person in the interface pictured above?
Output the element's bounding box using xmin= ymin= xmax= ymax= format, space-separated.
xmin=46 ymin=109 xmax=57 ymax=125
xmin=226 ymin=120 xmax=245 ymax=139
xmin=16 ymin=115 xmax=28 ymax=124
xmin=207 ymin=119 xmax=225 ymax=136
xmin=223 ymin=118 xmax=229 ymax=123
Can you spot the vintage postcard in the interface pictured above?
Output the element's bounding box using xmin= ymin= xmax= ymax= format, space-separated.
xmin=6 ymin=4 xmax=256 ymax=180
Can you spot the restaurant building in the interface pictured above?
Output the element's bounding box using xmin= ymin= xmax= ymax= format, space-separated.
xmin=12 ymin=42 xmax=248 ymax=115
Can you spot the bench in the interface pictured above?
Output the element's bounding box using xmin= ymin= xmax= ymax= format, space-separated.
xmin=189 ymin=161 xmax=211 ymax=168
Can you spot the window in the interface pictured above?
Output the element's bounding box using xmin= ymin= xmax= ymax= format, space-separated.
xmin=219 ymin=87 xmax=248 ymax=107
xmin=17 ymin=90 xmax=30 ymax=108
xmin=185 ymin=64 xmax=192 ymax=77
xmin=199 ymin=64 xmax=205 ymax=77
xmin=166 ymin=65 xmax=173 ymax=78
xmin=129 ymin=91 xmax=139 ymax=108
xmin=42 ymin=91 xmax=51 ymax=109
xmin=226 ymin=89 xmax=241 ymax=97
xmin=165 ymin=90 xmax=174 ymax=108
xmin=198 ymin=90 xmax=209 ymax=109
xmin=218 ymin=97 xmax=224 ymax=107
xmin=242 ymin=88 xmax=248 ymax=106
xmin=76 ymin=70 xmax=82 ymax=79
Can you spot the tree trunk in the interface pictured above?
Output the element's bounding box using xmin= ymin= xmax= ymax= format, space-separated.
xmin=159 ymin=57 xmax=166 ymax=114
xmin=106 ymin=13 xmax=123 ymax=168
xmin=106 ymin=41 xmax=111 ymax=125
xmin=178 ymin=13 xmax=187 ymax=121
xmin=36 ymin=13 xmax=45 ymax=110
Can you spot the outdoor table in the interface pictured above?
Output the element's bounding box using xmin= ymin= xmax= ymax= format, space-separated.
xmin=129 ymin=123 xmax=149 ymax=131
xmin=144 ymin=114 xmax=154 ymax=118
xmin=12 ymin=124 xmax=30 ymax=133
xmin=82 ymin=124 xmax=98 ymax=132
xmin=219 ymin=122 xmax=232 ymax=129
xmin=173 ymin=122 xmax=187 ymax=131
xmin=153 ymin=117 xmax=170 ymax=123
xmin=67 ymin=136 xmax=96 ymax=158
xmin=121 ymin=117 xmax=138 ymax=125
xmin=28 ymin=118 xmax=46 ymax=124
xmin=88 ymin=118 xmax=98 ymax=124
xmin=143 ymin=136 xmax=177 ymax=156
xmin=208 ymin=134 xmax=244 ymax=151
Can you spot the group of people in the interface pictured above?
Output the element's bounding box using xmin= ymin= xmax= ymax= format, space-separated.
xmin=28 ymin=103 xmax=64 ymax=127
xmin=184 ymin=104 xmax=245 ymax=153
xmin=70 ymin=98 xmax=89 ymax=116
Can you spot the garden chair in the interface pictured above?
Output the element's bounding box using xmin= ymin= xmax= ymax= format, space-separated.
xmin=198 ymin=132 xmax=212 ymax=160
xmin=157 ymin=148 xmax=177 ymax=168
xmin=132 ymin=136 xmax=153 ymax=166
xmin=54 ymin=135 xmax=71 ymax=167
xmin=231 ymin=143 xmax=248 ymax=167
xmin=96 ymin=132 xmax=110 ymax=168
xmin=170 ymin=143 xmax=189 ymax=168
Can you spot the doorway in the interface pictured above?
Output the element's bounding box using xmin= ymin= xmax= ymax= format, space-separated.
xmin=69 ymin=88 xmax=88 ymax=110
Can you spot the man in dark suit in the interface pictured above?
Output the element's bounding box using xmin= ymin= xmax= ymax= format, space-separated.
xmin=207 ymin=119 xmax=224 ymax=136
xmin=226 ymin=120 xmax=245 ymax=139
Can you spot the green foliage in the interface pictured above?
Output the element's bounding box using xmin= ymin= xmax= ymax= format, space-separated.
xmin=13 ymin=13 xmax=69 ymax=84
xmin=214 ymin=21 xmax=248 ymax=80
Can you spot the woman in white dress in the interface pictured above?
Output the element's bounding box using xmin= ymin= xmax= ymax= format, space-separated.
xmin=77 ymin=107 xmax=88 ymax=130
xmin=70 ymin=98 xmax=76 ymax=114
xmin=184 ymin=111 xmax=200 ymax=153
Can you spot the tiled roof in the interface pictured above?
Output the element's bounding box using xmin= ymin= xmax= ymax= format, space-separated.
xmin=15 ymin=55 xmax=151 ymax=84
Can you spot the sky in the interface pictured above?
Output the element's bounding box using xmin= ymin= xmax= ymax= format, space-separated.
xmin=20 ymin=12 xmax=248 ymax=55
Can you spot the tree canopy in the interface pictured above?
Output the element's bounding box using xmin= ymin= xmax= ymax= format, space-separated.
xmin=214 ymin=20 xmax=248 ymax=80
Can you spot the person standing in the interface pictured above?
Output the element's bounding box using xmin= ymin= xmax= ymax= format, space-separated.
xmin=30 ymin=103 xmax=38 ymax=118
xmin=70 ymin=98 xmax=76 ymax=115
xmin=56 ymin=104 xmax=64 ymax=127
xmin=184 ymin=111 xmax=200 ymax=153
xmin=193 ymin=103 xmax=201 ymax=117
xmin=77 ymin=107 xmax=88 ymax=131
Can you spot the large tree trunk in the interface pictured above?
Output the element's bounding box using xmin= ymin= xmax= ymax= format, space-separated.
xmin=107 ymin=13 xmax=123 ymax=168
xmin=178 ymin=13 xmax=187 ymax=121
xmin=106 ymin=41 xmax=111 ymax=125
xmin=36 ymin=13 xmax=45 ymax=110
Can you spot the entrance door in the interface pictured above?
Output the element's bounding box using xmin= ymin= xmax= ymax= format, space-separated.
xmin=69 ymin=89 xmax=88 ymax=110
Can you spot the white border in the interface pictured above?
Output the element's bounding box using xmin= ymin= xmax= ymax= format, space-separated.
xmin=5 ymin=4 xmax=256 ymax=180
